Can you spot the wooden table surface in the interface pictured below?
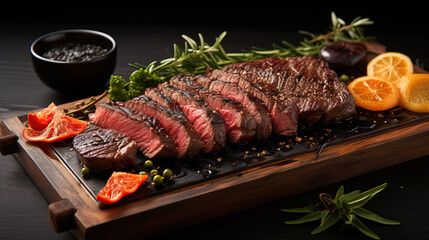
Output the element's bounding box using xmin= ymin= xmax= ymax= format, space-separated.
xmin=1 ymin=7 xmax=429 ymax=240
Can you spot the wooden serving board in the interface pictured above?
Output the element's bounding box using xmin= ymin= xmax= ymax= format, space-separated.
xmin=2 ymin=42 xmax=429 ymax=240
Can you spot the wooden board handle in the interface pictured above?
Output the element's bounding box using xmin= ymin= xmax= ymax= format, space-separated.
xmin=0 ymin=134 xmax=19 ymax=155
xmin=48 ymin=198 xmax=77 ymax=233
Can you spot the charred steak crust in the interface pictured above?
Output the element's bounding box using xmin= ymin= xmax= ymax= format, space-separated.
xmin=144 ymin=87 xmax=182 ymax=112
xmin=89 ymin=102 xmax=176 ymax=159
xmin=73 ymin=125 xmax=138 ymax=172
xmin=169 ymin=74 xmax=257 ymax=144
xmin=193 ymin=76 xmax=272 ymax=140
xmin=207 ymin=69 xmax=298 ymax=136
xmin=212 ymin=56 xmax=356 ymax=124
xmin=157 ymin=83 xmax=227 ymax=154
xmin=124 ymin=94 xmax=203 ymax=158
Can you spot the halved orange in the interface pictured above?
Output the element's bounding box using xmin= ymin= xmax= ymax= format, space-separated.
xmin=395 ymin=74 xmax=429 ymax=112
xmin=348 ymin=76 xmax=400 ymax=111
xmin=367 ymin=52 xmax=414 ymax=84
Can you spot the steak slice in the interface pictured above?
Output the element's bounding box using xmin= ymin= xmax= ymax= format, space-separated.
xmin=88 ymin=102 xmax=176 ymax=159
xmin=193 ymin=76 xmax=272 ymax=140
xmin=169 ymin=74 xmax=256 ymax=144
xmin=144 ymin=87 xmax=182 ymax=112
xmin=73 ymin=126 xmax=138 ymax=172
xmin=207 ymin=69 xmax=298 ymax=136
xmin=217 ymin=56 xmax=356 ymax=124
xmin=157 ymin=83 xmax=227 ymax=154
xmin=125 ymin=94 xmax=203 ymax=158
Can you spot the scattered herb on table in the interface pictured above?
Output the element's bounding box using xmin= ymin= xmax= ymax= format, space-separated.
xmin=282 ymin=183 xmax=400 ymax=239
xmin=107 ymin=12 xmax=374 ymax=102
xmin=62 ymin=90 xmax=108 ymax=119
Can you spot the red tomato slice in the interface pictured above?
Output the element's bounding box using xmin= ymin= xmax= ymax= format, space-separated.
xmin=27 ymin=102 xmax=59 ymax=130
xmin=97 ymin=172 xmax=148 ymax=205
xmin=22 ymin=110 xmax=88 ymax=143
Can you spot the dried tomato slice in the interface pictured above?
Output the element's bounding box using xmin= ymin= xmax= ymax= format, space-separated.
xmin=96 ymin=172 xmax=148 ymax=204
xmin=22 ymin=108 xmax=88 ymax=143
xmin=27 ymin=102 xmax=59 ymax=131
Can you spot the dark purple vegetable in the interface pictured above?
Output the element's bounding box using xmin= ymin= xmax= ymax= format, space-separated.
xmin=319 ymin=41 xmax=367 ymax=70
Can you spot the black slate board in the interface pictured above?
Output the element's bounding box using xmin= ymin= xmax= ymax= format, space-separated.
xmin=49 ymin=107 xmax=429 ymax=204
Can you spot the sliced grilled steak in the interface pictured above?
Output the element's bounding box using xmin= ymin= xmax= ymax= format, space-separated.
xmin=73 ymin=126 xmax=138 ymax=172
xmin=215 ymin=56 xmax=356 ymax=124
xmin=88 ymin=102 xmax=176 ymax=159
xmin=125 ymin=95 xmax=203 ymax=158
xmin=193 ymin=76 xmax=272 ymax=140
xmin=157 ymin=83 xmax=226 ymax=154
xmin=169 ymin=74 xmax=256 ymax=144
xmin=207 ymin=69 xmax=298 ymax=136
xmin=144 ymin=87 xmax=182 ymax=112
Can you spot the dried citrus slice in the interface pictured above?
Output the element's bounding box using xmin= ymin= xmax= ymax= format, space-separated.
xmin=395 ymin=74 xmax=429 ymax=112
xmin=367 ymin=52 xmax=414 ymax=84
xmin=348 ymin=76 xmax=400 ymax=111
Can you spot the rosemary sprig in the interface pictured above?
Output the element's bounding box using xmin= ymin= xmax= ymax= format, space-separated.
xmin=108 ymin=12 xmax=374 ymax=102
xmin=282 ymin=183 xmax=400 ymax=239
xmin=130 ymin=12 xmax=373 ymax=76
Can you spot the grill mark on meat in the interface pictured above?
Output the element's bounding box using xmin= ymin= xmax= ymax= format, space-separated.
xmin=218 ymin=56 xmax=356 ymax=124
xmin=193 ymin=75 xmax=272 ymax=140
xmin=88 ymin=102 xmax=176 ymax=159
xmin=125 ymin=94 xmax=203 ymax=158
xmin=73 ymin=126 xmax=138 ymax=172
xmin=157 ymin=83 xmax=226 ymax=154
xmin=207 ymin=69 xmax=298 ymax=136
xmin=144 ymin=87 xmax=182 ymax=112
xmin=169 ymin=74 xmax=256 ymax=144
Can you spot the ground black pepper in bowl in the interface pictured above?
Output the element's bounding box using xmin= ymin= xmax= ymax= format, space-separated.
xmin=31 ymin=29 xmax=117 ymax=95
xmin=42 ymin=42 xmax=109 ymax=62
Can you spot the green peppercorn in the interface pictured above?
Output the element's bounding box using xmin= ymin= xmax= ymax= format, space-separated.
xmin=162 ymin=169 xmax=173 ymax=179
xmin=150 ymin=169 xmax=158 ymax=176
xmin=139 ymin=171 xmax=148 ymax=175
xmin=339 ymin=74 xmax=349 ymax=82
xmin=152 ymin=174 xmax=163 ymax=185
xmin=144 ymin=160 xmax=153 ymax=168
xmin=81 ymin=167 xmax=90 ymax=176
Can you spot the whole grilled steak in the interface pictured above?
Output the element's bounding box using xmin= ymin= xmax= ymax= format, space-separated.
xmin=210 ymin=56 xmax=356 ymax=124
xmin=170 ymin=74 xmax=257 ymax=144
xmin=207 ymin=69 xmax=298 ymax=136
xmin=73 ymin=126 xmax=138 ymax=172
xmin=157 ymin=83 xmax=227 ymax=154
xmin=125 ymin=95 xmax=203 ymax=158
xmin=193 ymin=76 xmax=272 ymax=140
xmin=88 ymin=102 xmax=176 ymax=159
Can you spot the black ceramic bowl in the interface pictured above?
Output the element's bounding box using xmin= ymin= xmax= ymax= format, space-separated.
xmin=31 ymin=29 xmax=117 ymax=95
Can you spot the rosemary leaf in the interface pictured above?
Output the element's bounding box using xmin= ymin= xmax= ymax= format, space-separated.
xmin=310 ymin=213 xmax=340 ymax=235
xmin=347 ymin=183 xmax=387 ymax=208
xmin=347 ymin=194 xmax=373 ymax=209
xmin=281 ymin=205 xmax=316 ymax=213
xmin=320 ymin=210 xmax=330 ymax=226
xmin=339 ymin=189 xmax=361 ymax=203
xmin=351 ymin=216 xmax=381 ymax=240
xmin=354 ymin=207 xmax=400 ymax=225
xmin=284 ymin=211 xmax=322 ymax=225
xmin=334 ymin=185 xmax=344 ymax=201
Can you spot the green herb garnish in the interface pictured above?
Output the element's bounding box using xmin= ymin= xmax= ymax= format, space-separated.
xmin=108 ymin=12 xmax=374 ymax=102
xmin=282 ymin=183 xmax=400 ymax=239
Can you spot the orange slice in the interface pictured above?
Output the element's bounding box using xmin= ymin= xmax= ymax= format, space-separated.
xmin=395 ymin=74 xmax=429 ymax=112
xmin=348 ymin=76 xmax=400 ymax=111
xmin=367 ymin=52 xmax=414 ymax=84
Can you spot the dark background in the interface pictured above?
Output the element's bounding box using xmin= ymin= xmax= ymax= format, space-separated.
xmin=1 ymin=4 xmax=429 ymax=240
